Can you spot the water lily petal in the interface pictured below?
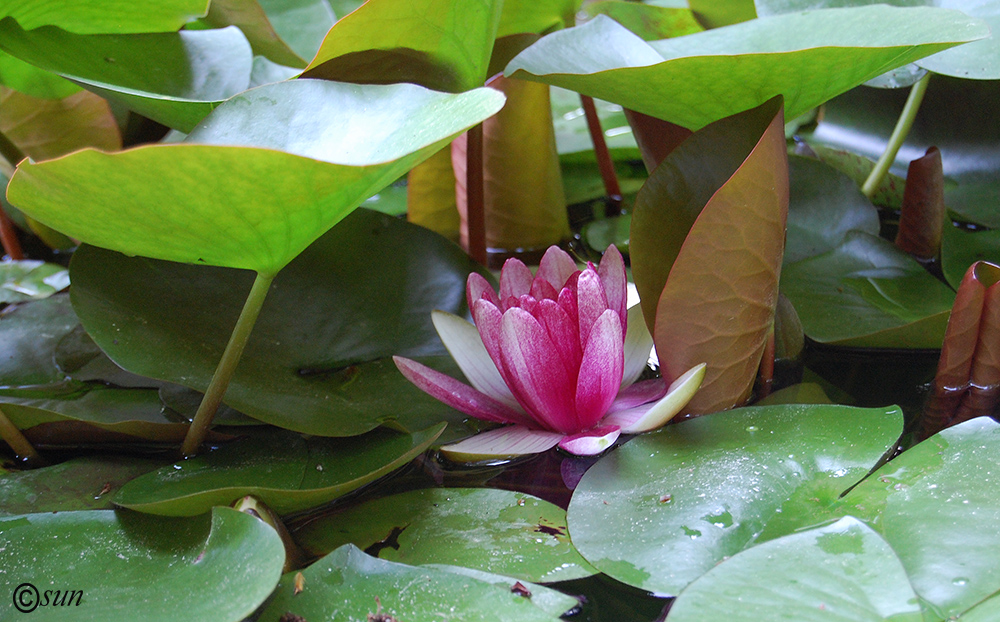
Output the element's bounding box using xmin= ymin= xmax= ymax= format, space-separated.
xmin=558 ymin=425 xmax=621 ymax=456
xmin=602 ymin=363 xmax=706 ymax=433
xmin=439 ymin=425 xmax=564 ymax=462
xmin=518 ymin=294 xmax=539 ymax=315
xmin=535 ymin=245 xmax=578 ymax=292
xmin=575 ymin=309 xmax=624 ymax=430
xmin=499 ymin=257 xmax=533 ymax=305
xmin=622 ymin=304 xmax=654 ymax=387
xmin=535 ymin=298 xmax=583 ymax=374
xmin=576 ymin=268 xmax=610 ymax=350
xmin=431 ymin=310 xmax=519 ymax=409
xmin=529 ymin=277 xmax=559 ymax=303
xmin=467 ymin=272 xmax=500 ymax=309
xmin=393 ymin=356 xmax=534 ymax=426
xmin=499 ymin=307 xmax=578 ymax=433
xmin=608 ymin=378 xmax=668 ymax=413
xmin=472 ymin=298 xmax=512 ymax=388
xmin=597 ymin=244 xmax=628 ymax=327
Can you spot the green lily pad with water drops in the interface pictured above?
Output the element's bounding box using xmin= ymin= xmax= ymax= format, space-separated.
xmin=0 ymin=507 xmax=284 ymax=622
xmin=567 ymin=403 xmax=902 ymax=596
xmin=0 ymin=260 xmax=68 ymax=304
xmin=0 ymin=19 xmax=252 ymax=132
xmin=260 ymin=544 xmax=566 ymax=622
xmin=114 ymin=424 xmax=445 ymax=516
xmin=294 ymin=487 xmax=598 ymax=583
xmin=667 ymin=516 xmax=924 ymax=621
xmin=505 ymin=5 xmax=987 ymax=130
xmin=69 ymin=209 xmax=490 ymax=439
xmin=0 ymin=455 xmax=167 ymax=516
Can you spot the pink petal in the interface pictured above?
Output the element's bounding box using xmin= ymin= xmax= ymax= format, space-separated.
xmin=602 ymin=363 xmax=706 ymax=433
xmin=608 ymin=378 xmax=668 ymax=413
xmin=393 ymin=356 xmax=534 ymax=427
xmin=576 ymin=268 xmax=610 ymax=351
xmin=466 ymin=272 xmax=499 ymax=310
xmin=534 ymin=299 xmax=583 ymax=374
xmin=535 ymin=245 xmax=579 ymax=292
xmin=622 ymin=304 xmax=655 ymax=387
xmin=431 ymin=310 xmax=519 ymax=409
xmin=499 ymin=258 xmax=533 ymax=305
xmin=575 ymin=309 xmax=624 ymax=430
xmin=439 ymin=425 xmax=564 ymax=462
xmin=529 ymin=277 xmax=559 ymax=303
xmin=472 ymin=298 xmax=512 ymax=388
xmin=558 ymin=425 xmax=621 ymax=456
xmin=597 ymin=245 xmax=628 ymax=328
xmin=499 ymin=307 xmax=578 ymax=433
xmin=557 ymin=280 xmax=578 ymax=327
xmin=517 ymin=294 xmax=538 ymax=315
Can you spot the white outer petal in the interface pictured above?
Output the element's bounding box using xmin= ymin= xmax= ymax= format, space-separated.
xmin=604 ymin=363 xmax=706 ymax=433
xmin=622 ymin=303 xmax=655 ymax=387
xmin=432 ymin=310 xmax=520 ymax=410
xmin=439 ymin=425 xmax=564 ymax=462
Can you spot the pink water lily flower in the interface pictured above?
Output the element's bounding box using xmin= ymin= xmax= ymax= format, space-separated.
xmin=394 ymin=245 xmax=705 ymax=460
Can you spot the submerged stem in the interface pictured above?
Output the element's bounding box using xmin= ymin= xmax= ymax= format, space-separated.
xmin=180 ymin=271 xmax=276 ymax=457
xmin=0 ymin=404 xmax=45 ymax=466
xmin=861 ymin=73 xmax=931 ymax=199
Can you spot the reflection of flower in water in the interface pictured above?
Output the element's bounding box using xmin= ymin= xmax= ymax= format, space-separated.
xmin=395 ymin=245 xmax=704 ymax=459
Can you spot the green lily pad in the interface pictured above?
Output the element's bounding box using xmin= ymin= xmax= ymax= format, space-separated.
xmin=756 ymin=0 xmax=1000 ymax=80
xmin=420 ymin=564 xmax=580 ymax=617
xmin=809 ymin=145 xmax=907 ymax=211
xmin=583 ymin=214 xmax=631 ymax=255
xmin=0 ymin=295 xmax=81 ymax=393
xmin=0 ymin=455 xmax=167 ymax=516
xmin=114 ymin=424 xmax=445 ymax=516
xmin=506 ymin=5 xmax=987 ymax=130
xmin=294 ymin=487 xmax=598 ymax=583
xmin=567 ymin=403 xmax=902 ymax=595
xmin=8 ymin=80 xmax=505 ymax=275
xmin=781 ymin=230 xmax=955 ymax=348
xmin=0 ymin=260 xmax=68 ymax=304
xmin=833 ymin=417 xmax=1000 ymax=619
xmin=260 ymin=544 xmax=565 ymax=622
xmin=667 ymin=517 xmax=923 ymax=621
xmin=0 ymin=507 xmax=284 ymax=621
xmin=69 ymin=209 xmax=489 ymax=439
xmin=0 ymin=19 xmax=253 ymax=132
xmin=0 ymin=50 xmax=78 ymax=98
xmin=205 ymin=0 xmax=334 ymax=67
xmin=942 ymin=224 xmax=1000 ymax=290
xmin=0 ymin=0 xmax=208 ymax=33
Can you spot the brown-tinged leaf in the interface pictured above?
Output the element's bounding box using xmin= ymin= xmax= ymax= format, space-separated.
xmin=623 ymin=108 xmax=692 ymax=174
xmin=895 ymin=146 xmax=945 ymax=260
xmin=0 ymin=86 xmax=121 ymax=160
xmin=631 ymin=96 xmax=788 ymax=415
xmin=406 ymin=146 xmax=460 ymax=243
xmin=452 ymin=76 xmax=570 ymax=251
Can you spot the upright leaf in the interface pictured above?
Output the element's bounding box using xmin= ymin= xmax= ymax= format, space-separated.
xmin=0 ymin=0 xmax=208 ymax=33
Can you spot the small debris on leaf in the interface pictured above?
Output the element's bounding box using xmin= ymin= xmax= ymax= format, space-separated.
xmin=279 ymin=613 xmax=307 ymax=622
xmin=293 ymin=572 xmax=305 ymax=595
xmin=511 ymin=582 xmax=532 ymax=598
xmin=367 ymin=596 xmax=400 ymax=622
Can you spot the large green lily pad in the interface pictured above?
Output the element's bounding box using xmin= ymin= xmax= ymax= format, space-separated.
xmin=505 ymin=5 xmax=987 ymax=129
xmin=0 ymin=295 xmax=80 ymax=393
xmin=260 ymin=544 xmax=566 ymax=622
xmin=0 ymin=507 xmax=284 ymax=621
xmin=68 ymin=209 xmax=489 ymax=439
xmin=8 ymin=80 xmax=505 ymax=275
xmin=0 ymin=19 xmax=252 ymax=132
xmin=293 ymin=487 xmax=598 ymax=583
xmin=567 ymin=403 xmax=902 ymax=596
xmin=114 ymin=424 xmax=445 ymax=516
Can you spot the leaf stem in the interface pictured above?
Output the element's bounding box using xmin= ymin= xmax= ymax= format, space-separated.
xmin=861 ymin=73 xmax=931 ymax=199
xmin=465 ymin=123 xmax=487 ymax=266
xmin=0 ymin=404 xmax=45 ymax=466
xmin=180 ymin=271 xmax=275 ymax=457
xmin=580 ymin=95 xmax=622 ymax=215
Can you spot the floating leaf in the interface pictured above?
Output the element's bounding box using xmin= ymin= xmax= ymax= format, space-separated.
xmin=0 ymin=294 xmax=80 ymax=392
xmin=631 ymin=96 xmax=787 ymax=414
xmin=294 ymin=488 xmax=597 ymax=583
xmin=0 ymin=19 xmax=253 ymax=132
xmin=0 ymin=260 xmax=68 ymax=304
xmin=260 ymin=545 xmax=565 ymax=622
xmin=0 ymin=0 xmax=208 ymax=33
xmin=506 ymin=6 xmax=987 ymax=129
xmin=667 ymin=517 xmax=923 ymax=621
xmin=8 ymin=81 xmax=505 ymax=275
xmin=114 ymin=425 xmax=444 ymax=516
xmin=567 ymin=404 xmax=902 ymax=595
xmin=0 ymin=455 xmax=166 ymax=516
xmin=942 ymin=224 xmax=1000 ymax=290
xmin=0 ymin=507 xmax=284 ymax=622
xmin=69 ymin=209 xmax=489 ymax=438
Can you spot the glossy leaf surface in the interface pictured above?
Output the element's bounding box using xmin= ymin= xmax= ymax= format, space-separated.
xmin=0 ymin=508 xmax=283 ymax=621
xmin=0 ymin=295 xmax=82 ymax=391
xmin=0 ymin=20 xmax=253 ymax=132
xmin=567 ymin=404 xmax=902 ymax=595
xmin=114 ymin=425 xmax=444 ymax=516
xmin=260 ymin=545 xmax=564 ymax=622
xmin=631 ymin=97 xmax=787 ymax=414
xmin=8 ymin=81 xmax=505 ymax=274
xmin=294 ymin=488 xmax=597 ymax=583
xmin=506 ymin=5 xmax=987 ymax=129
xmin=69 ymin=210 xmax=489 ymax=439
xmin=0 ymin=0 xmax=208 ymax=33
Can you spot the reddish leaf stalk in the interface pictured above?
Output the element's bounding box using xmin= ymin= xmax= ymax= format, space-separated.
xmin=579 ymin=95 xmax=623 ymax=214
xmin=0 ymin=208 xmax=24 ymax=260
xmin=920 ymin=261 xmax=1000 ymax=439
xmin=895 ymin=146 xmax=944 ymax=260
xmin=465 ymin=123 xmax=487 ymax=266
xmin=757 ymin=330 xmax=776 ymax=400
